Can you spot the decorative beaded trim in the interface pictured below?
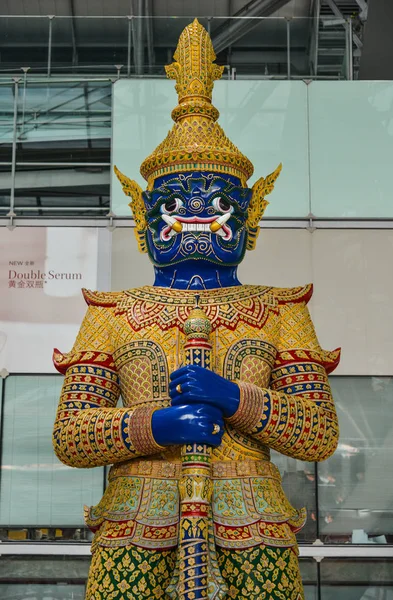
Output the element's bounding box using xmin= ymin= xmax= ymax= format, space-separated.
xmin=128 ymin=405 xmax=165 ymax=456
xmin=226 ymin=382 xmax=265 ymax=433
xmin=109 ymin=457 xmax=278 ymax=480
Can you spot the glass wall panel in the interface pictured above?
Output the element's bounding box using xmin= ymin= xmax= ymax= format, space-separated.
xmin=0 ymin=84 xmax=14 ymax=215
xmin=289 ymin=18 xmax=316 ymax=78
xmin=214 ymin=80 xmax=309 ymax=219
xmin=5 ymin=80 xmax=113 ymax=216
xmin=319 ymin=376 xmax=393 ymax=543
xmin=309 ymin=82 xmax=393 ymax=218
xmin=0 ymin=583 xmax=85 ymax=599
xmin=300 ymin=559 xmax=318 ymax=600
xmin=210 ymin=17 xmax=289 ymax=78
xmin=0 ymin=376 xmax=104 ymax=532
xmin=321 ymin=559 xmax=393 ymax=600
xmin=0 ymin=17 xmax=50 ymax=74
xmin=16 ymin=82 xmax=112 ymax=164
xmin=13 ymin=166 xmax=110 ymax=217
xmin=0 ymin=85 xmax=14 ymax=162
xmin=0 ymin=556 xmax=89 ymax=599
xmin=272 ymin=452 xmax=317 ymax=543
xmin=69 ymin=18 xmax=129 ymax=75
xmin=309 ymin=230 xmax=393 ymax=377
xmin=50 ymin=17 xmax=75 ymax=74
xmin=112 ymin=79 xmax=310 ymax=218
xmin=112 ymin=79 xmax=393 ymax=220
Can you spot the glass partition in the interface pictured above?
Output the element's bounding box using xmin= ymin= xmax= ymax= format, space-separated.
xmin=0 ymin=84 xmax=13 ymax=216
xmin=0 ymin=556 xmax=89 ymax=599
xmin=272 ymin=452 xmax=317 ymax=543
xmin=111 ymin=79 xmax=310 ymax=218
xmin=210 ymin=17 xmax=290 ymax=78
xmin=319 ymin=376 xmax=393 ymax=544
xmin=13 ymin=166 xmax=110 ymax=217
xmin=321 ymin=559 xmax=393 ymax=600
xmin=0 ymin=375 xmax=104 ymax=535
xmin=301 ymin=559 xmax=318 ymax=600
xmin=54 ymin=17 xmax=129 ymax=75
xmin=309 ymin=82 xmax=393 ymax=218
xmin=0 ymin=84 xmax=14 ymax=162
xmin=0 ymin=16 xmax=51 ymax=74
xmin=216 ymin=79 xmax=310 ymax=218
xmin=16 ymin=81 xmax=112 ymax=164
xmin=112 ymin=79 xmax=393 ymax=221
xmin=0 ymin=80 xmax=112 ymax=217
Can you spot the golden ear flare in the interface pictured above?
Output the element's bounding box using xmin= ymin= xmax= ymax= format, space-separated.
xmin=114 ymin=166 xmax=148 ymax=254
xmin=246 ymin=163 xmax=282 ymax=251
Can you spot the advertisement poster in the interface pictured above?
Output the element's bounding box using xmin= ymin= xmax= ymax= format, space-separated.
xmin=0 ymin=227 xmax=111 ymax=373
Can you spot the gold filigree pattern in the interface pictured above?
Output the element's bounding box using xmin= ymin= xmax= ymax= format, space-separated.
xmin=165 ymin=19 xmax=224 ymax=106
xmin=217 ymin=546 xmax=304 ymax=600
xmin=129 ymin=406 xmax=165 ymax=456
xmin=85 ymin=544 xmax=304 ymax=599
xmin=119 ymin=285 xmax=276 ymax=332
xmin=140 ymin=19 xmax=254 ymax=188
xmin=114 ymin=166 xmax=148 ymax=253
xmin=85 ymin=545 xmax=177 ymax=599
xmin=119 ymin=359 xmax=152 ymax=406
xmin=246 ymin=163 xmax=283 ymax=250
xmin=240 ymin=355 xmax=273 ymax=390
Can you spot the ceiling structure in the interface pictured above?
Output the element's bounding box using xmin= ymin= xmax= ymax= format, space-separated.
xmin=0 ymin=0 xmax=370 ymax=79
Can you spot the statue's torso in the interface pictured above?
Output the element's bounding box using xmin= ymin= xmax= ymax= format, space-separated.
xmin=113 ymin=285 xmax=278 ymax=462
xmin=84 ymin=285 xmax=305 ymax=552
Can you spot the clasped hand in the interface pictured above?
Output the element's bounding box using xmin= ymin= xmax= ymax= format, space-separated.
xmin=151 ymin=365 xmax=240 ymax=447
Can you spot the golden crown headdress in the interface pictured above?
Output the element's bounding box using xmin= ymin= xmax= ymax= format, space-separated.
xmin=116 ymin=19 xmax=281 ymax=252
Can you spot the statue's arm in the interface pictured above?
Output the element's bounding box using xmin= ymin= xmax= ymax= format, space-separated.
xmin=227 ymin=299 xmax=340 ymax=462
xmin=52 ymin=304 xmax=164 ymax=468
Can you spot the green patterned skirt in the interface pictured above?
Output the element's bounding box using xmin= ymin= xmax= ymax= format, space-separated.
xmin=86 ymin=544 xmax=304 ymax=599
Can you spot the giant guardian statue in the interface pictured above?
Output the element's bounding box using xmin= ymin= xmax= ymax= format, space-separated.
xmin=53 ymin=19 xmax=340 ymax=600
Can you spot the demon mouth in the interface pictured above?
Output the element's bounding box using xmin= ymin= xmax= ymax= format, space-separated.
xmin=160 ymin=214 xmax=232 ymax=242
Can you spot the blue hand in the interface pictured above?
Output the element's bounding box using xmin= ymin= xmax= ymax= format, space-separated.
xmin=169 ymin=365 xmax=240 ymax=418
xmin=151 ymin=404 xmax=224 ymax=447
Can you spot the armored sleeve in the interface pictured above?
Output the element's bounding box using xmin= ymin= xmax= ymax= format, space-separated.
xmin=227 ymin=285 xmax=340 ymax=462
xmin=52 ymin=291 xmax=163 ymax=468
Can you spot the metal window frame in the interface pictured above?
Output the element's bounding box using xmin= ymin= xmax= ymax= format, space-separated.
xmin=1 ymin=543 xmax=393 ymax=558
xmin=2 ymin=218 xmax=393 ymax=229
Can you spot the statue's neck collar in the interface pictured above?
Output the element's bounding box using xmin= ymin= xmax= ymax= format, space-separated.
xmin=153 ymin=263 xmax=241 ymax=290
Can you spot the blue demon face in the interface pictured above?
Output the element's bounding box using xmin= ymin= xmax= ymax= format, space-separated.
xmin=143 ymin=172 xmax=252 ymax=267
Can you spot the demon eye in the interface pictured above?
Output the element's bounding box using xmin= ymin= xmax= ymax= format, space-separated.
xmin=212 ymin=196 xmax=234 ymax=213
xmin=160 ymin=197 xmax=184 ymax=214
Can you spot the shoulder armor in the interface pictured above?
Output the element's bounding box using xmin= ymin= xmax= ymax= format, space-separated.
xmin=53 ymin=347 xmax=116 ymax=374
xmin=82 ymin=288 xmax=123 ymax=307
xmin=53 ymin=348 xmax=70 ymax=374
xmin=269 ymin=284 xmax=313 ymax=305
xmin=321 ymin=348 xmax=341 ymax=374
